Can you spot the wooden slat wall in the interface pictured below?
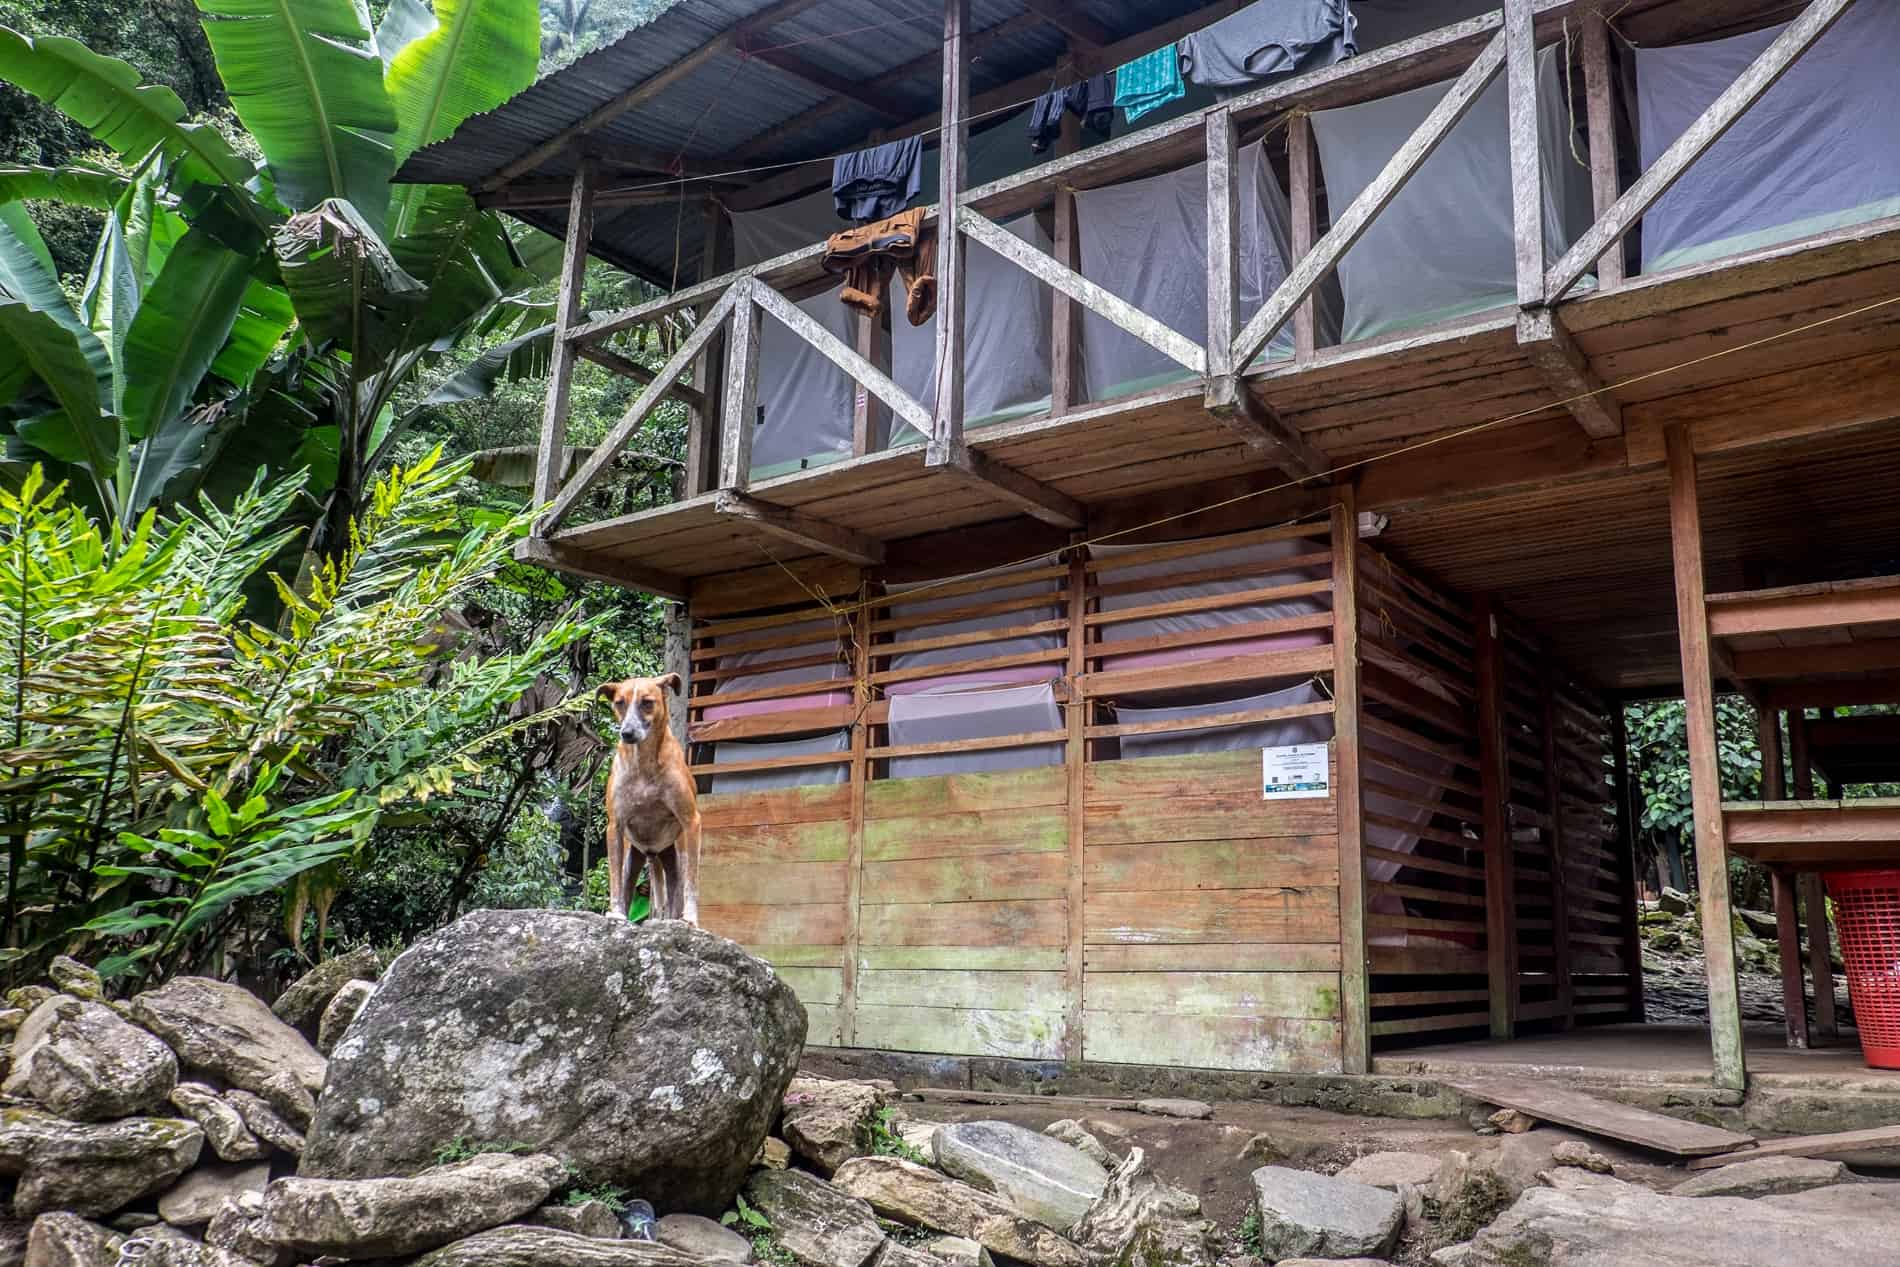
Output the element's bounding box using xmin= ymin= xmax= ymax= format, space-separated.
xmin=1551 ymin=677 xmax=1644 ymax=1024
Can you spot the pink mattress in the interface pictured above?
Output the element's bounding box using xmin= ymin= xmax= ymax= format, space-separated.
xmin=1093 ymin=629 xmax=1327 ymax=672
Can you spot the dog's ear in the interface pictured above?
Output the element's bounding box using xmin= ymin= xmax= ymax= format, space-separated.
xmin=658 ymin=672 xmax=683 ymax=696
xmin=594 ymin=681 xmax=619 ymax=705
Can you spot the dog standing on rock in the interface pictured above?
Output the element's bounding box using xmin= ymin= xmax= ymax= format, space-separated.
xmin=598 ymin=673 xmax=701 ymax=924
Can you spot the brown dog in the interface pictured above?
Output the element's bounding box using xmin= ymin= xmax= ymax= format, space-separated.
xmin=597 ymin=673 xmax=701 ymax=925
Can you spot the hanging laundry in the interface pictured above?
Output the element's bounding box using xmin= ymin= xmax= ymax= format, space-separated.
xmin=1179 ymin=0 xmax=1357 ymax=91
xmin=1113 ymin=45 xmax=1186 ymax=122
xmin=832 ymin=134 xmax=923 ymax=222
xmin=823 ymin=207 xmax=937 ymax=326
xmin=1028 ymin=71 xmax=1117 ymax=153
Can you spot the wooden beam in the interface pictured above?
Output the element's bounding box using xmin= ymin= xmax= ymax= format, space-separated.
xmin=1062 ymin=548 xmax=1087 ymax=1062
xmin=746 ymin=45 xmax=912 ymax=122
xmin=1022 ymin=0 xmax=1110 ymax=50
xmin=1665 ymin=422 xmax=1747 ymax=1092
xmin=928 ymin=0 xmax=971 ymax=469
xmin=1211 ymin=387 xmax=1328 ymax=479
xmin=1232 ymin=29 xmax=1507 ymax=369
xmin=1474 ymin=598 xmax=1518 ymax=1040
xmin=687 ymin=205 xmax=730 ymax=497
xmin=1684 ymin=1123 xmax=1900 ymax=1171
xmin=1730 ymin=637 xmax=1900 ymax=680
xmin=1334 ymin=488 xmax=1371 ymax=1075
xmin=1579 ymin=7 xmax=1624 ymax=291
xmin=1049 ymin=182 xmax=1083 ymax=415
xmin=937 ymin=448 xmax=1084 ymax=529
xmin=1505 ymin=0 xmax=1544 ymax=309
xmin=1789 ymin=710 xmax=1839 ymax=1042
xmin=514 ymin=536 xmax=688 ymax=601
xmin=1206 ymin=109 xmax=1241 ymax=387
xmin=1758 ymin=705 xmax=1812 ymax=1050
xmin=750 ymin=280 xmax=934 ymax=437
xmin=1516 ymin=309 xmax=1623 ymax=438
xmin=544 ymin=285 xmax=739 ymax=534
xmin=852 ymin=302 xmax=893 ymax=455
xmin=575 ymin=343 xmax=708 ymax=412
xmin=1540 ymin=666 xmax=1574 ymax=1029
xmin=961 ymin=206 xmax=1206 ymax=375
xmin=534 ymin=158 xmax=596 ymax=508
xmin=1706 ymin=577 xmax=1900 ymax=638
xmin=1545 ymin=0 xmax=1857 ymax=300
xmin=1610 ymin=702 xmax=1646 ymax=1021
xmin=842 ymin=594 xmax=870 ymax=1047
xmin=718 ymin=283 xmax=763 ymax=490
xmin=1288 ymin=113 xmax=1319 ymax=362
xmin=480 ymin=0 xmax=829 ymax=190
xmin=715 ymin=491 xmax=885 ymax=566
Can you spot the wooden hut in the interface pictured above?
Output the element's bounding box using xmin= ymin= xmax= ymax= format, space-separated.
xmin=400 ymin=0 xmax=1900 ymax=1094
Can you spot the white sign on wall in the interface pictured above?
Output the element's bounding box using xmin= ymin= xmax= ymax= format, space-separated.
xmin=1262 ymin=743 xmax=1329 ymax=800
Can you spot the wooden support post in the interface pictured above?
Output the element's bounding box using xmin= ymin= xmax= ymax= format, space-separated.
xmin=1288 ymin=113 xmax=1318 ymax=363
xmin=1206 ymin=108 xmax=1240 ymax=391
xmin=928 ymin=0 xmax=970 ymax=468
xmin=1505 ymin=0 xmax=1544 ymax=311
xmin=1475 ymin=597 xmax=1518 ymax=1039
xmin=687 ymin=203 xmax=731 ymax=496
xmin=1063 ymin=547 xmax=1088 ymax=1062
xmin=1332 ymin=488 xmax=1370 ymax=1075
xmin=1610 ymin=703 xmax=1646 ymax=1020
xmin=1790 ymin=712 xmax=1840 ymax=1040
xmin=1541 ymin=668 xmax=1574 ymax=1029
xmin=1050 ymin=110 xmax=1083 ymax=416
xmin=1547 ymin=0 xmax=1857 ymax=301
xmin=1664 ymin=423 xmax=1747 ymax=1092
xmin=663 ymin=604 xmax=691 ymax=748
xmin=853 ymin=302 xmax=893 ymax=455
xmin=718 ymin=284 xmax=763 ymax=490
xmin=1759 ymin=705 xmax=1811 ymax=1049
xmin=841 ymin=587 xmax=870 ymax=1046
xmin=534 ymin=157 xmax=596 ymax=509
xmin=1579 ymin=7 xmax=1623 ymax=292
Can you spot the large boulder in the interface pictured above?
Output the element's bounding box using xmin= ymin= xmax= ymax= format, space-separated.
xmin=255 ymin=1152 xmax=566 ymax=1259
xmin=742 ymin=1167 xmax=886 ymax=1267
xmin=316 ymin=979 xmax=375 ymax=1058
xmin=1669 ymin=1156 xmax=1846 ymax=1199
xmin=271 ymin=946 xmax=380 ymax=1033
xmin=2 ymin=997 xmax=177 ymax=1121
xmin=831 ymin=1157 xmax=1083 ymax=1267
xmin=411 ymin=1226 xmax=701 ymax=1267
xmin=780 ymin=1078 xmax=886 ymax=1176
xmin=933 ymin=1122 xmax=1109 ymax=1232
xmin=22 ymin=1213 xmax=122 ymax=1267
xmin=656 ymin=1213 xmax=754 ymax=1263
xmin=128 ymin=978 xmax=325 ymax=1099
xmin=1465 ymin=1179 xmax=1900 ymax=1266
xmin=1070 ymin=1148 xmax=1220 ymax=1267
xmin=1335 ymin=1151 xmax=1443 ymax=1192
xmin=0 ymin=1109 xmax=202 ymax=1218
xmin=1249 ymin=1166 xmax=1401 ymax=1263
xmin=157 ymin=1161 xmax=270 ymax=1229
xmin=302 ymin=911 xmax=805 ymax=1215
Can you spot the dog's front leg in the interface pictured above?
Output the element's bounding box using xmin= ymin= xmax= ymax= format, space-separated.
xmin=676 ymin=815 xmax=701 ymax=927
xmin=605 ymin=816 xmax=628 ymax=919
xmin=643 ymin=850 xmax=668 ymax=922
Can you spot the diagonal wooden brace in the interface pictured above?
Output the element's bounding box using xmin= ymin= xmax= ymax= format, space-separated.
xmin=715 ymin=490 xmax=885 ymax=566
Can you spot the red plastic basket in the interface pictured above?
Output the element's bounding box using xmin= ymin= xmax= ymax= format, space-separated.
xmin=1824 ymin=869 xmax=1900 ymax=1070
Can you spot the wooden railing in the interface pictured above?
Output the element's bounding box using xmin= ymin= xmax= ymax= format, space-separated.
xmin=528 ymin=0 xmax=1859 ymax=555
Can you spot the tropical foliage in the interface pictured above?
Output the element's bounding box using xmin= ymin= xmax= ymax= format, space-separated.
xmin=0 ymin=452 xmax=594 ymax=983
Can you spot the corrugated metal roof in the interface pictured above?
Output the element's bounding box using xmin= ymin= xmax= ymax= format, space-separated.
xmin=399 ymin=0 xmax=1213 ymax=286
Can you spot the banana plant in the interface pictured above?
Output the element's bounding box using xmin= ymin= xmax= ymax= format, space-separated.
xmin=0 ymin=0 xmax=545 ymax=540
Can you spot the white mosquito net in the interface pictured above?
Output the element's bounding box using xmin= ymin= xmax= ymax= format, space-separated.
xmin=710 ymin=729 xmax=851 ymax=794
xmin=887 ymin=681 xmax=1064 ymax=779
xmin=1633 ymin=2 xmax=1900 ymax=273
xmin=883 ymin=557 xmax=1065 ymax=692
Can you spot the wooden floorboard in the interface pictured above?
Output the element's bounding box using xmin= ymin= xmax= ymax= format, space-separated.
xmin=1449 ymin=1078 xmax=1755 ymax=1157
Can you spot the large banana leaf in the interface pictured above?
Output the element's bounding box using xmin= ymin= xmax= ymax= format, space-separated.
xmin=193 ymin=0 xmax=398 ymax=225
xmin=376 ymin=0 xmax=438 ymax=68
xmin=388 ymin=186 xmax=527 ymax=350
xmin=209 ymin=279 xmax=298 ymax=389
xmin=419 ymin=322 xmax=551 ymax=406
xmin=0 ymin=205 xmax=113 ymax=408
xmin=82 ymin=213 xmax=141 ymax=409
xmin=0 ymin=27 xmax=263 ymax=228
xmin=385 ymin=0 xmax=537 ymax=170
xmin=275 ymin=200 xmax=424 ymax=369
xmin=0 ymin=164 xmax=132 ymax=209
xmin=0 ymin=303 xmax=116 ymax=498
xmin=116 ymin=160 xmax=191 ymax=289
xmin=120 ymin=229 xmax=256 ymax=444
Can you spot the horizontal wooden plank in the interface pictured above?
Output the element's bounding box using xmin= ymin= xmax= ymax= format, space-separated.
xmin=861 ymin=899 xmax=1068 ymax=947
xmin=865 ymin=764 xmax=1068 ymax=819
xmin=858 ymin=969 xmax=1069 ymax=1012
xmin=1086 ymin=747 xmax=1304 ymax=800
xmin=700 ymin=860 xmax=848 ymax=907
xmin=1079 ymin=645 xmax=1334 ymax=698
xmin=1685 ymin=1124 xmax=1900 ymax=1170
xmin=1086 ymin=971 xmax=1339 ymax=1020
xmin=863 ymin=851 xmax=1068 ymax=904
xmin=804 ymin=1002 xmax=845 ymax=1047
xmin=1083 ymin=1014 xmax=1340 ymax=1072
xmin=704 ymin=819 xmax=849 ymax=864
xmin=854 ymin=1004 xmax=1068 ymax=1060
xmin=749 ymin=944 xmax=845 ymax=968
xmin=1084 ymin=942 xmax=1342 ymax=973
xmin=862 ymin=805 xmax=1068 ymax=861
xmin=701 ymin=902 xmax=845 ymax=946
xmin=1450 ymin=1079 xmax=1755 ymax=1157
xmin=701 ymin=782 xmax=851 ymax=827
xmin=1086 ymin=795 xmax=1338 ymax=845
xmin=691 ymin=707 xmax=856 ymax=743
xmin=860 ymin=946 xmax=1067 ymax=971
xmin=1084 ymin=838 xmax=1339 ymax=892
xmin=775 ymin=966 xmax=844 ymax=1007
xmin=1085 ymin=886 xmax=1339 ymax=944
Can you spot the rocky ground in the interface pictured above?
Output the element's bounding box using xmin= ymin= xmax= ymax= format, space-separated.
xmin=0 ymin=909 xmax=1892 ymax=1267
xmin=1637 ymin=888 xmax=1853 ymax=1026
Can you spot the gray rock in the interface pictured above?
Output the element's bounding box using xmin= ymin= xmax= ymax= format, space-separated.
xmin=1336 ymin=1151 xmax=1443 ymax=1191
xmin=222 ymin=1092 xmax=303 ymax=1157
xmin=1249 ymin=1166 xmax=1401 ymax=1262
xmin=255 ymin=1152 xmax=566 ymax=1259
xmin=45 ymin=959 xmax=104 ymax=1004
xmin=873 ymin=1241 xmax=940 ymax=1267
xmin=315 ymin=979 xmax=373 ymax=1058
xmin=1657 ymin=887 xmax=1693 ymax=916
xmin=1133 ymin=1099 xmax=1212 ymax=1121
xmin=1669 ymin=1156 xmax=1848 ymax=1199
xmin=204 ymin=1191 xmax=290 ymax=1267
xmin=2 ymin=997 xmax=177 ymax=1122
xmin=781 ymin=1078 xmax=886 ymax=1176
xmin=1041 ymin=1122 xmax=1111 ymax=1170
xmin=895 ymin=1119 xmax=942 ymax=1161
xmin=742 ymin=1167 xmax=885 ymax=1267
xmin=302 ymin=911 xmax=804 ymax=1217
xmin=832 ymin=1156 xmax=1083 ymax=1267
xmin=0 ymin=1008 xmax=26 ymax=1044
xmin=256 ymin=1071 xmax=315 ymax=1132
xmin=112 ymin=1236 xmax=257 ymax=1267
xmin=933 ymin=1121 xmax=1108 ymax=1232
xmin=1071 ymin=1147 xmax=1217 ymax=1267
xmin=1548 ymin=1141 xmax=1613 ymax=1175
xmin=4 ymin=989 xmax=54 ymax=1015
xmin=1487 ymin=1109 xmax=1536 ymax=1134
xmin=756 ymin=1138 xmax=792 ymax=1170
xmin=657 ymin=1213 xmax=754 ymax=1262
xmin=919 ymin=1236 xmax=992 ymax=1267
xmin=158 ymin=1162 xmax=270 ymax=1229
xmin=410 ymin=1226 xmax=702 ymax=1267
xmin=129 ymin=978 xmax=325 ymax=1101
xmin=1274 ymin=1261 xmax=1392 ymax=1267
xmin=530 ymin=1202 xmax=623 ymax=1240
xmin=1466 ymin=1179 xmax=1900 ymax=1266
xmin=21 ymin=1213 xmax=122 ymax=1267
xmin=0 ymin=1212 xmax=24 ymax=1267
xmin=1430 ymin=1247 xmax=1475 ymax=1267
xmin=270 ymin=946 xmax=380 ymax=1032
xmin=167 ymin=1085 xmax=266 ymax=1164
xmin=0 ymin=1109 xmax=203 ymax=1218
xmin=1431 ymin=1150 xmax=1519 ymax=1243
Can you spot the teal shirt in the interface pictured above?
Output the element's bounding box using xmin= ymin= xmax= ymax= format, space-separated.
xmin=1113 ymin=44 xmax=1186 ymax=121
